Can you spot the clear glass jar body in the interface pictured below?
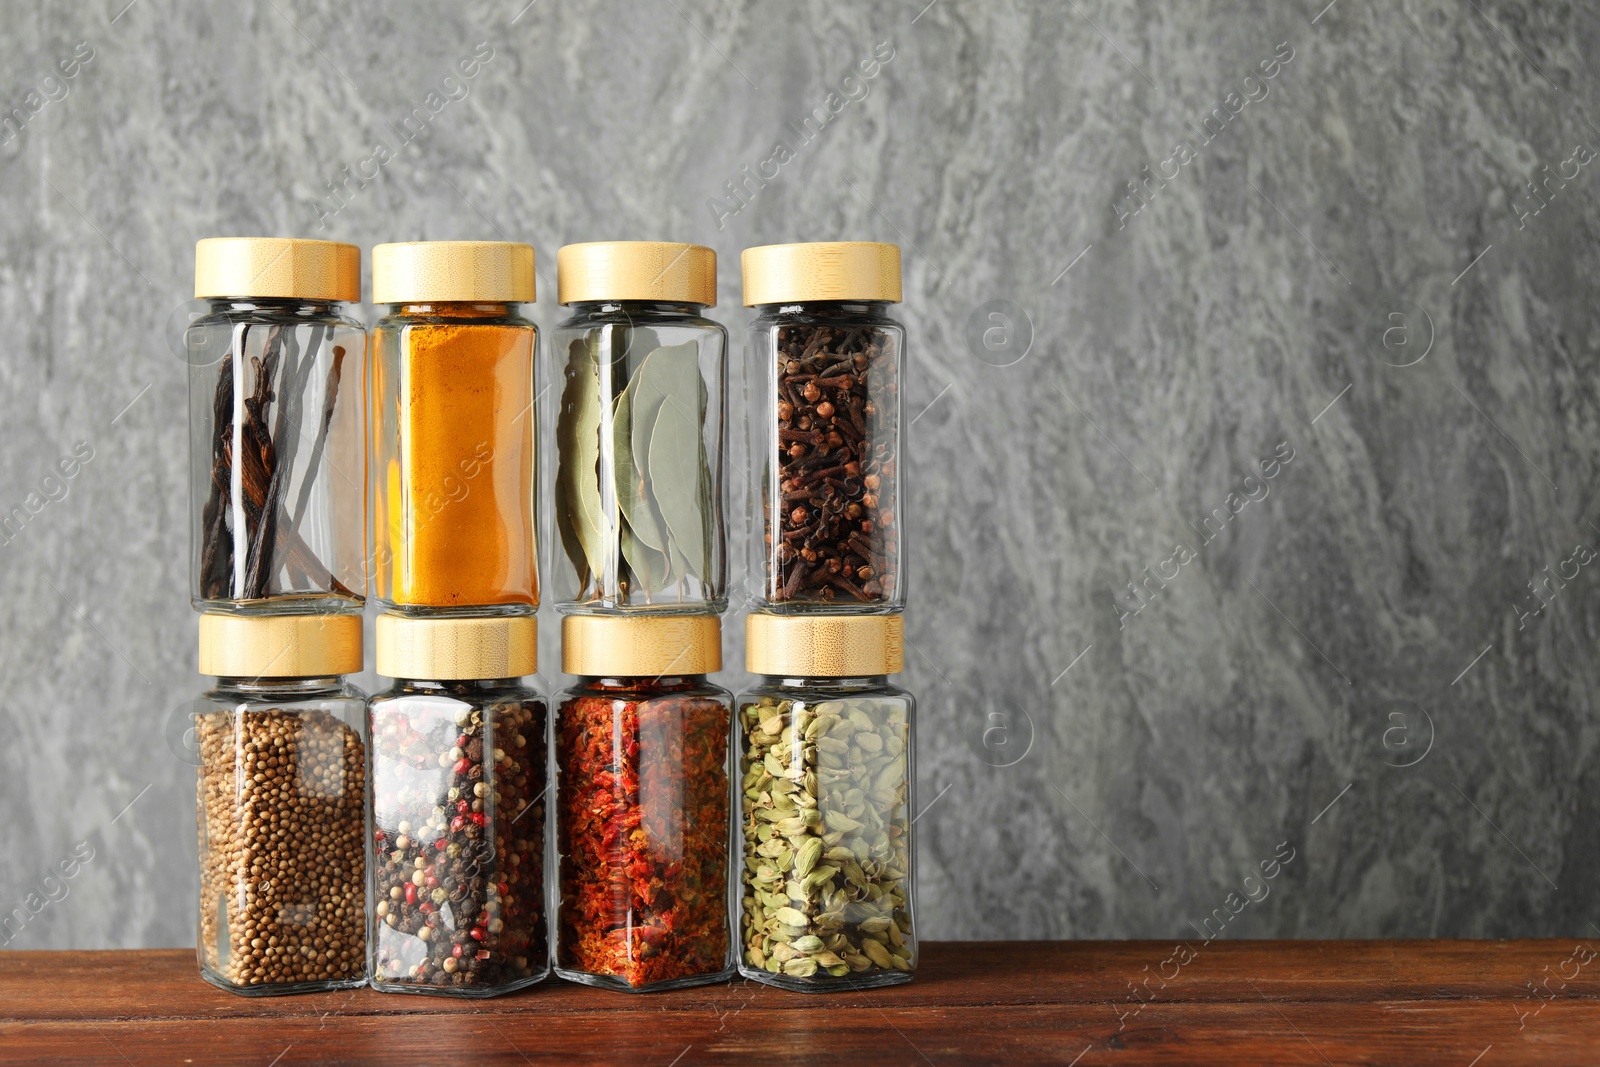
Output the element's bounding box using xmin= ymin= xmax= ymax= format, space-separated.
xmin=747 ymin=302 xmax=904 ymax=613
xmin=367 ymin=678 xmax=549 ymax=996
xmin=549 ymin=302 xmax=727 ymax=614
xmin=554 ymin=675 xmax=734 ymax=990
xmin=187 ymin=298 xmax=367 ymax=615
xmin=194 ymin=677 xmax=369 ymax=995
xmin=370 ymin=303 xmax=538 ymax=616
xmin=736 ymin=676 xmax=916 ymax=990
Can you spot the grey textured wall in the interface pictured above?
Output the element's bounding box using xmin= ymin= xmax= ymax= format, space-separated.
xmin=2 ymin=0 xmax=1597 ymax=951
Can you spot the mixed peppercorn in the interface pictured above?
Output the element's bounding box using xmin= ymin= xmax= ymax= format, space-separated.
xmin=370 ymin=693 xmax=546 ymax=993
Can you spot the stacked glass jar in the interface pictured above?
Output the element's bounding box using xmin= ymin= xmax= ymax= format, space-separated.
xmin=737 ymin=242 xmax=917 ymax=990
xmin=365 ymin=241 xmax=547 ymax=997
xmin=186 ymin=238 xmax=370 ymax=995
xmin=549 ymin=242 xmax=735 ymax=991
xmin=368 ymin=616 xmax=548 ymax=995
xmin=368 ymin=241 xmax=541 ymax=617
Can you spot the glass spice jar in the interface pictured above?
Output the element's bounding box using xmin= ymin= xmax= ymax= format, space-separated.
xmin=742 ymin=242 xmax=905 ymax=614
xmin=188 ymin=238 xmax=367 ymax=615
xmin=549 ymin=242 xmax=727 ymax=615
xmin=370 ymin=241 xmax=539 ymax=617
xmin=554 ymin=615 xmax=734 ymax=991
xmin=194 ymin=614 xmax=368 ymax=995
xmin=368 ymin=615 xmax=549 ymax=997
xmin=737 ymin=614 xmax=916 ymax=991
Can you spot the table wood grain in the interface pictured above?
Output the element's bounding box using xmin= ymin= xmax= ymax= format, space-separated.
xmin=3 ymin=941 xmax=1597 ymax=1065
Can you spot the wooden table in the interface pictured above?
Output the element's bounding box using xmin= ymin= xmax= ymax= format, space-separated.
xmin=3 ymin=941 xmax=1597 ymax=1064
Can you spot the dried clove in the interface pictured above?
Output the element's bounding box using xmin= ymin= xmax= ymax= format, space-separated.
xmin=766 ymin=326 xmax=899 ymax=605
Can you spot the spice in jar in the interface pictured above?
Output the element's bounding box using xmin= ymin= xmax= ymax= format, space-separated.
xmin=189 ymin=238 xmax=367 ymax=612
xmin=197 ymin=707 xmax=368 ymax=991
xmin=770 ymin=327 xmax=899 ymax=605
xmin=743 ymin=242 xmax=905 ymax=611
xmin=369 ymin=241 xmax=539 ymax=614
xmin=555 ymin=329 xmax=720 ymax=608
xmin=551 ymin=242 xmax=728 ymax=613
xmin=556 ymin=686 xmax=732 ymax=989
xmin=370 ymin=693 xmax=546 ymax=993
xmin=738 ymin=693 xmax=914 ymax=984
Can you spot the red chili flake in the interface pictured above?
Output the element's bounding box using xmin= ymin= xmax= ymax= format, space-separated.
xmin=556 ymin=691 xmax=730 ymax=988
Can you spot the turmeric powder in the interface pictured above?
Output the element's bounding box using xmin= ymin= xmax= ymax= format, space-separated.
xmin=370 ymin=310 xmax=538 ymax=611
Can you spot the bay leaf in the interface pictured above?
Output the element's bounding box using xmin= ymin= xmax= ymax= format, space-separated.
xmin=556 ymin=333 xmax=613 ymax=586
xmin=553 ymin=337 xmax=590 ymax=583
xmin=627 ymin=341 xmax=691 ymax=585
xmin=612 ymin=381 xmax=666 ymax=556
xmin=637 ymin=342 xmax=712 ymax=585
xmin=619 ymin=514 xmax=671 ymax=595
xmin=626 ymin=340 xmax=687 ymax=483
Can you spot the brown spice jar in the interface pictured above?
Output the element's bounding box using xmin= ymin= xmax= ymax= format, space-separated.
xmin=196 ymin=703 xmax=368 ymax=993
xmin=760 ymin=316 xmax=902 ymax=610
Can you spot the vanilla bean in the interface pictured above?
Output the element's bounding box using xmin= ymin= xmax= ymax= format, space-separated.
xmin=244 ymin=327 xmax=298 ymax=598
xmin=199 ymin=334 xmax=239 ymax=599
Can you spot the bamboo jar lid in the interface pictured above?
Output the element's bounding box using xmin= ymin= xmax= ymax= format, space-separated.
xmin=557 ymin=241 xmax=717 ymax=306
xmin=198 ymin=614 xmax=362 ymax=678
xmin=746 ymin=613 xmax=904 ymax=676
xmin=561 ymin=614 xmax=721 ymax=676
xmin=375 ymin=614 xmax=537 ymax=679
xmin=741 ymin=242 xmax=902 ymax=306
xmin=194 ymin=238 xmax=359 ymax=302
xmin=372 ymin=241 xmax=536 ymax=304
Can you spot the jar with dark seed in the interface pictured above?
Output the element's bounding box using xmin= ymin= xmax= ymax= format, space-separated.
xmin=194 ymin=614 xmax=369 ymax=996
xmin=741 ymin=242 xmax=905 ymax=613
xmin=367 ymin=615 xmax=549 ymax=997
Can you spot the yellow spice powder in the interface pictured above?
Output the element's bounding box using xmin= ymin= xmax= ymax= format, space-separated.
xmin=372 ymin=321 xmax=537 ymax=609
